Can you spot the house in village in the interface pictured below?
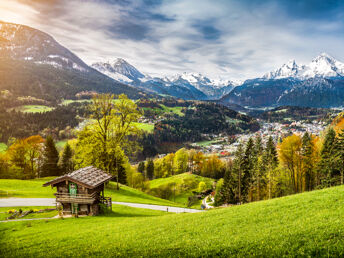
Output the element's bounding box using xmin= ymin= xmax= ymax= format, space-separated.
xmin=43 ymin=166 xmax=113 ymax=216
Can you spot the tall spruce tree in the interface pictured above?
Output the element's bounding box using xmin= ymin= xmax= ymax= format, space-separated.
xmin=301 ymin=132 xmax=314 ymax=191
xmin=138 ymin=161 xmax=145 ymax=174
xmin=41 ymin=136 xmax=60 ymax=177
xmin=263 ymin=136 xmax=278 ymax=199
xmin=333 ymin=129 xmax=344 ymax=185
xmin=219 ymin=165 xmax=236 ymax=205
xmin=60 ymin=143 xmax=73 ymax=175
xmin=319 ymin=128 xmax=336 ymax=186
xmin=254 ymin=135 xmax=264 ymax=201
xmin=146 ymin=159 xmax=154 ymax=180
xmin=233 ymin=142 xmax=245 ymax=204
xmin=242 ymin=138 xmax=255 ymax=202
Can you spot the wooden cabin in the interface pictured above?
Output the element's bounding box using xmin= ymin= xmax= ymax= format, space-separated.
xmin=43 ymin=166 xmax=113 ymax=216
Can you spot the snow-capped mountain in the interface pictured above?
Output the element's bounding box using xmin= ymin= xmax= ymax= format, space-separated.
xmin=0 ymin=21 xmax=90 ymax=72
xmin=221 ymin=53 xmax=344 ymax=108
xmin=0 ymin=21 xmax=146 ymax=100
xmin=166 ymin=73 xmax=239 ymax=99
xmin=263 ymin=53 xmax=344 ymax=80
xmin=92 ymin=59 xmax=237 ymax=99
xmin=92 ymin=58 xmax=144 ymax=83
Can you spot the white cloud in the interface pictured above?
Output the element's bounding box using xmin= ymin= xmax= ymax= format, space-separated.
xmin=1 ymin=0 xmax=344 ymax=80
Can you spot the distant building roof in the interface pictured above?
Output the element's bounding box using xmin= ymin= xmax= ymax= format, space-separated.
xmin=43 ymin=166 xmax=113 ymax=189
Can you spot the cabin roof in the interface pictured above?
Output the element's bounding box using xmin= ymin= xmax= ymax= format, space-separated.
xmin=43 ymin=166 xmax=113 ymax=189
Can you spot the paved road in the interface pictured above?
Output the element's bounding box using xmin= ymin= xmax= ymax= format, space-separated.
xmin=0 ymin=198 xmax=203 ymax=213
xmin=112 ymin=201 xmax=202 ymax=213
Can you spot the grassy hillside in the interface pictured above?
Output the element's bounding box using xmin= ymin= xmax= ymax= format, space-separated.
xmin=133 ymin=122 xmax=154 ymax=132
xmin=149 ymin=173 xmax=214 ymax=208
xmin=0 ymin=142 xmax=7 ymax=153
xmin=0 ymin=206 xmax=58 ymax=220
xmin=0 ymin=178 xmax=182 ymax=207
xmin=8 ymin=105 xmax=54 ymax=113
xmin=1 ymin=186 xmax=344 ymax=256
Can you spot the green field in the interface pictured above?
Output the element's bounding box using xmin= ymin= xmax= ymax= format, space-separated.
xmin=0 ymin=206 xmax=58 ymax=221
xmin=56 ymin=140 xmax=68 ymax=150
xmin=1 ymin=186 xmax=344 ymax=256
xmin=160 ymin=104 xmax=184 ymax=116
xmin=143 ymin=104 xmax=185 ymax=117
xmin=60 ymin=99 xmax=92 ymax=106
xmin=0 ymin=178 xmax=182 ymax=207
xmin=0 ymin=142 xmax=7 ymax=153
xmin=149 ymin=173 xmax=214 ymax=207
xmin=9 ymin=105 xmax=54 ymax=113
xmin=194 ymin=140 xmax=216 ymax=147
xmin=133 ymin=122 xmax=154 ymax=132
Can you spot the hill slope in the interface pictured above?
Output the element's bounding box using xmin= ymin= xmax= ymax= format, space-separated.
xmin=0 ymin=178 xmax=181 ymax=207
xmin=1 ymin=185 xmax=344 ymax=256
xmin=148 ymin=173 xmax=214 ymax=207
xmin=0 ymin=21 xmax=147 ymax=101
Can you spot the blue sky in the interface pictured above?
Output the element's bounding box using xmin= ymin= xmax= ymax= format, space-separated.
xmin=1 ymin=0 xmax=344 ymax=80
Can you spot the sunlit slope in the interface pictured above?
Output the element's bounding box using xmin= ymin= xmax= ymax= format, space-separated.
xmin=2 ymin=185 xmax=344 ymax=256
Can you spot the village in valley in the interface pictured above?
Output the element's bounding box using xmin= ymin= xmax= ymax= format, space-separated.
xmin=2 ymin=0 xmax=344 ymax=257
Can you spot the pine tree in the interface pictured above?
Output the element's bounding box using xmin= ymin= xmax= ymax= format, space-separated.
xmin=333 ymin=129 xmax=344 ymax=185
xmin=254 ymin=135 xmax=264 ymax=201
xmin=319 ymin=128 xmax=336 ymax=186
xmin=146 ymin=159 xmax=154 ymax=180
xmin=242 ymin=138 xmax=255 ymax=202
xmin=263 ymin=136 xmax=278 ymax=199
xmin=138 ymin=161 xmax=145 ymax=174
xmin=60 ymin=143 xmax=73 ymax=174
xmin=41 ymin=136 xmax=60 ymax=177
xmin=233 ymin=142 xmax=245 ymax=204
xmin=218 ymin=165 xmax=236 ymax=205
xmin=109 ymin=147 xmax=127 ymax=189
xmin=301 ymin=132 xmax=314 ymax=191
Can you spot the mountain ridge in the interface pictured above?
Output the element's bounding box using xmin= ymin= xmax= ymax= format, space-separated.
xmin=0 ymin=21 xmax=148 ymax=101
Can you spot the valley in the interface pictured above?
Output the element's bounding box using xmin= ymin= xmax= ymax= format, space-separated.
xmin=1 ymin=10 xmax=344 ymax=258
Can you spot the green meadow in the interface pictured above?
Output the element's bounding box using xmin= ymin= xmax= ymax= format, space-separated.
xmin=60 ymin=99 xmax=92 ymax=106
xmin=9 ymin=105 xmax=54 ymax=113
xmin=133 ymin=122 xmax=154 ymax=132
xmin=0 ymin=178 xmax=182 ymax=207
xmin=0 ymin=206 xmax=58 ymax=221
xmin=0 ymin=142 xmax=7 ymax=153
xmin=149 ymin=173 xmax=214 ymax=207
xmin=1 ymin=186 xmax=344 ymax=257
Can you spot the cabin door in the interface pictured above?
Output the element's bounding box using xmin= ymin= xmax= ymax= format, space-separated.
xmin=69 ymin=183 xmax=78 ymax=214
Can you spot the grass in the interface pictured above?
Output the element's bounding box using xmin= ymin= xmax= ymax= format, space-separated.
xmin=133 ymin=122 xmax=154 ymax=132
xmin=143 ymin=104 xmax=185 ymax=117
xmin=0 ymin=142 xmax=7 ymax=153
xmin=0 ymin=206 xmax=58 ymax=221
xmin=160 ymin=104 xmax=184 ymax=116
xmin=55 ymin=140 xmax=69 ymax=151
xmin=2 ymin=186 xmax=344 ymax=256
xmin=0 ymin=178 xmax=182 ymax=207
xmin=149 ymin=173 xmax=214 ymax=208
xmin=195 ymin=140 xmax=216 ymax=147
xmin=9 ymin=105 xmax=54 ymax=113
xmin=105 ymin=182 xmax=184 ymax=207
xmin=60 ymin=99 xmax=92 ymax=106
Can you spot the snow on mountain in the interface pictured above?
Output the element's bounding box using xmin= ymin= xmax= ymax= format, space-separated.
xmin=165 ymin=72 xmax=238 ymax=98
xmin=263 ymin=53 xmax=344 ymax=80
xmin=0 ymin=21 xmax=90 ymax=72
xmin=92 ymin=58 xmax=144 ymax=83
xmin=92 ymin=59 xmax=238 ymax=99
